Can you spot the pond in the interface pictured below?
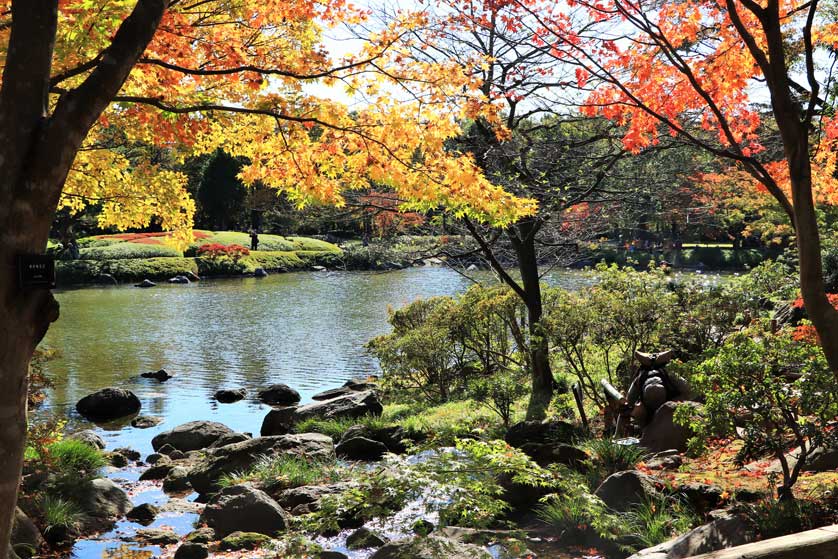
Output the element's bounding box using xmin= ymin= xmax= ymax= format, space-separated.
xmin=39 ymin=266 xmax=722 ymax=455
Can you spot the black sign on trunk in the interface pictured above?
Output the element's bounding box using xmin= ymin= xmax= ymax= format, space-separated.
xmin=17 ymin=254 xmax=56 ymax=289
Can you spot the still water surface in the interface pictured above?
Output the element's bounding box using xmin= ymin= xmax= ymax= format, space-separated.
xmin=40 ymin=266 xmax=717 ymax=454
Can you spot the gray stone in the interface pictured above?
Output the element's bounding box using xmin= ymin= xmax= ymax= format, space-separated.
xmin=126 ymin=503 xmax=158 ymax=525
xmin=258 ymin=384 xmax=301 ymax=406
xmin=336 ymin=436 xmax=389 ymax=461
xmin=640 ymin=401 xmax=699 ymax=453
xmin=174 ymin=542 xmax=208 ymax=559
xmin=208 ymin=432 xmax=251 ymax=449
xmin=131 ymin=415 xmax=163 ymax=429
xmin=77 ymin=478 xmax=131 ymax=530
xmin=504 ymin=419 xmax=576 ymax=449
xmin=347 ymin=527 xmax=387 ymax=549
xmin=163 ymin=466 xmax=192 ymax=492
xmin=11 ymin=507 xmax=43 ymax=555
xmin=261 ymin=390 xmax=383 ymax=435
xmin=152 ymin=420 xmax=235 ymax=452
xmin=188 ymin=433 xmax=334 ymax=494
xmin=199 ymin=485 xmax=290 ymax=538
xmin=133 ymin=527 xmax=179 ymax=545
xmin=273 ymin=483 xmax=349 ymax=509
xmin=141 ymin=369 xmax=172 ymax=381
xmin=69 ymin=430 xmax=105 ymax=450
xmin=76 ymin=388 xmax=141 ymax=422
xmin=627 ymin=511 xmax=756 ymax=559
xmin=370 ymin=536 xmax=492 ymax=559
xmin=341 ymin=424 xmax=408 ymax=454
xmin=594 ymin=470 xmax=663 ymax=512
xmin=135 ymin=279 xmax=156 ymax=288
xmin=215 ymin=388 xmax=247 ymax=403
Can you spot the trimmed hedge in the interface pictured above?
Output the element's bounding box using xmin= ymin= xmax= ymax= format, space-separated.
xmin=79 ymin=243 xmax=182 ymax=260
xmin=589 ymin=247 xmax=770 ymax=270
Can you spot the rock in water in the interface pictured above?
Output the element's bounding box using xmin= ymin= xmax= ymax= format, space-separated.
xmin=199 ymin=485 xmax=289 ymax=538
xmin=76 ymin=388 xmax=141 ymax=422
xmin=257 ymin=384 xmax=301 ymax=406
xmin=126 ymin=503 xmax=158 ymax=525
xmin=214 ymin=388 xmax=247 ymax=403
xmin=77 ymin=478 xmax=131 ymax=530
xmin=253 ymin=268 xmax=269 ymax=278
xmin=174 ymin=542 xmax=208 ymax=559
xmin=131 ymin=415 xmax=163 ymax=429
xmin=152 ymin=421 xmax=235 ymax=452
xmin=141 ymin=369 xmax=172 ymax=381
xmin=134 ymin=279 xmax=156 ymax=288
xmin=69 ymin=430 xmax=106 ymax=450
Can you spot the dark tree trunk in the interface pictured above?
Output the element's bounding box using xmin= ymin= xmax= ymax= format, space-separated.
xmin=0 ymin=3 xmax=168 ymax=557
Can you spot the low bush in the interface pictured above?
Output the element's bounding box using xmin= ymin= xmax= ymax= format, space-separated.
xmin=196 ymin=243 xmax=249 ymax=261
xmin=294 ymin=415 xmax=392 ymax=441
xmin=679 ymin=324 xmax=838 ymax=499
xmin=620 ymin=496 xmax=697 ymax=550
xmin=583 ymin=439 xmax=649 ymax=487
xmin=79 ymin=242 xmax=181 ymax=260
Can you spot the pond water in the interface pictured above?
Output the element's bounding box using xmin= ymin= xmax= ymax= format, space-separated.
xmin=39 ymin=266 xmax=723 ymax=455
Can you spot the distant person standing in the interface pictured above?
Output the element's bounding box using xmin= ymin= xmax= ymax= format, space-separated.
xmin=250 ymin=230 xmax=259 ymax=251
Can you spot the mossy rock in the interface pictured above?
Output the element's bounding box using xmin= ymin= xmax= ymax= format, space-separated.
xmin=218 ymin=531 xmax=272 ymax=551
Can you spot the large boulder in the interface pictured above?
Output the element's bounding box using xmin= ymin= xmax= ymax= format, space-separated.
xmin=188 ymin=433 xmax=334 ymax=494
xmin=504 ymin=419 xmax=576 ymax=448
xmin=272 ymin=483 xmax=350 ymax=511
xmin=199 ymin=485 xmax=289 ymax=538
xmin=336 ymin=436 xmax=388 ymax=461
xmin=340 ymin=424 xmax=408 ymax=454
xmin=370 ymin=536 xmax=491 ymax=559
xmin=77 ymin=478 xmax=131 ymax=531
xmin=261 ymin=391 xmax=383 ymax=436
xmin=258 ymin=384 xmax=301 ymax=406
xmin=627 ymin=510 xmax=756 ymax=559
xmin=152 ymin=421 xmax=235 ymax=452
xmin=76 ymin=388 xmax=141 ymax=422
xmin=11 ymin=507 xmax=43 ymax=557
xmin=594 ymin=470 xmax=663 ymax=512
xmin=640 ymin=401 xmax=699 ymax=453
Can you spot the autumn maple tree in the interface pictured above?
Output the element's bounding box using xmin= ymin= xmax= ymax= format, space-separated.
xmin=522 ymin=0 xmax=838 ymax=369
xmin=0 ymin=2 xmax=539 ymax=555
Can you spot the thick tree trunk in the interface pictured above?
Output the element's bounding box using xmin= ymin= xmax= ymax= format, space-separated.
xmin=509 ymin=221 xmax=554 ymax=420
xmin=0 ymin=3 xmax=168 ymax=557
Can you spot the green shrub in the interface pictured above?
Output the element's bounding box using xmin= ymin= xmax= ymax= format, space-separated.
xmin=744 ymin=497 xmax=821 ymax=538
xmin=286 ymin=236 xmax=342 ymax=252
xmin=680 ymin=324 xmax=838 ymax=499
xmin=620 ymin=496 xmax=697 ymax=550
xmin=294 ymin=415 xmax=392 ymax=441
xmin=583 ymin=439 xmax=649 ymax=487
xmin=397 ymin=400 xmax=503 ymax=444
xmin=79 ymin=242 xmax=182 ymax=260
xmin=219 ymin=455 xmax=340 ymax=489
xmin=48 ymin=439 xmax=106 ymax=479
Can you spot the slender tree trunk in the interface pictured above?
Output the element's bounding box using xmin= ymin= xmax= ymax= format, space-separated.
xmin=509 ymin=221 xmax=554 ymax=420
xmin=788 ymin=145 xmax=838 ymax=371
